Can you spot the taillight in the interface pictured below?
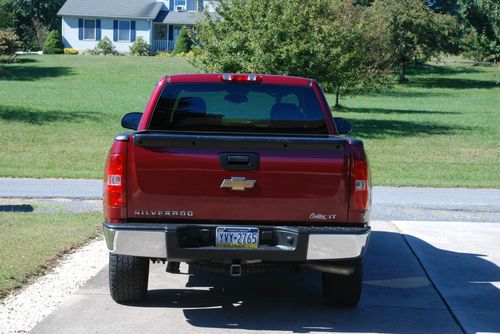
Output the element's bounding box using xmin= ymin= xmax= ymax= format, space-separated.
xmin=352 ymin=160 xmax=369 ymax=210
xmin=351 ymin=145 xmax=370 ymax=211
xmin=219 ymin=74 xmax=262 ymax=82
xmin=104 ymin=142 xmax=127 ymax=224
xmin=105 ymin=153 xmax=126 ymax=207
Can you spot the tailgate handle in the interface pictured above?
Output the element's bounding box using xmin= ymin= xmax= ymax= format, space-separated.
xmin=228 ymin=155 xmax=250 ymax=164
xmin=220 ymin=153 xmax=259 ymax=170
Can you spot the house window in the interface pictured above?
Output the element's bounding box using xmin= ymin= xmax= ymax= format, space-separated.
xmin=118 ymin=21 xmax=130 ymax=42
xmin=175 ymin=0 xmax=186 ymax=10
xmin=83 ymin=19 xmax=96 ymax=40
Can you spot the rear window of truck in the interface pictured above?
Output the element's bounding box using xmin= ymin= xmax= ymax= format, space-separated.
xmin=149 ymin=83 xmax=328 ymax=135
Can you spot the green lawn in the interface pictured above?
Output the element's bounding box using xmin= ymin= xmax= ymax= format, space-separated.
xmin=333 ymin=63 xmax=500 ymax=187
xmin=0 ymin=211 xmax=101 ymax=298
xmin=0 ymin=55 xmax=195 ymax=179
xmin=0 ymin=55 xmax=499 ymax=187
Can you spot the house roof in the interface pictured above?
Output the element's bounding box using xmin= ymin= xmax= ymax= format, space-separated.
xmin=57 ymin=0 xmax=164 ymax=19
xmin=153 ymin=11 xmax=209 ymax=25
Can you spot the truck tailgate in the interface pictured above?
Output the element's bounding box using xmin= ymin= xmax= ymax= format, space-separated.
xmin=127 ymin=133 xmax=349 ymax=223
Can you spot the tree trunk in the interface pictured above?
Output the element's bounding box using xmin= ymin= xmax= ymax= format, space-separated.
xmin=398 ymin=63 xmax=407 ymax=83
xmin=334 ymin=87 xmax=341 ymax=109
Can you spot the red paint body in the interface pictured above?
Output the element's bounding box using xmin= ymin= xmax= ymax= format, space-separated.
xmin=105 ymin=74 xmax=370 ymax=225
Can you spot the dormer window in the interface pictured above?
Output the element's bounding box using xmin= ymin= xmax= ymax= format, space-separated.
xmin=175 ymin=0 xmax=186 ymax=11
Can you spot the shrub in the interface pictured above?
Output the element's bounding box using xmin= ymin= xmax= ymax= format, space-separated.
xmin=0 ymin=29 xmax=21 ymax=63
xmin=64 ymin=48 xmax=78 ymax=55
xmin=92 ymin=36 xmax=117 ymax=55
xmin=462 ymin=29 xmax=500 ymax=63
xmin=174 ymin=50 xmax=200 ymax=58
xmin=172 ymin=27 xmax=192 ymax=55
xmin=130 ymin=36 xmax=151 ymax=56
xmin=155 ymin=51 xmax=171 ymax=57
xmin=42 ymin=30 xmax=64 ymax=54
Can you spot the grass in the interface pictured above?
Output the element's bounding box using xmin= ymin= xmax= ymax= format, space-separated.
xmin=0 ymin=55 xmax=195 ymax=179
xmin=330 ymin=63 xmax=500 ymax=187
xmin=0 ymin=211 xmax=101 ymax=298
xmin=0 ymin=55 xmax=499 ymax=187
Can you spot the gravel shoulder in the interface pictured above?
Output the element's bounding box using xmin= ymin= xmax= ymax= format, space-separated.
xmin=0 ymin=198 xmax=101 ymax=214
xmin=0 ymin=197 xmax=104 ymax=334
xmin=0 ymin=239 xmax=107 ymax=334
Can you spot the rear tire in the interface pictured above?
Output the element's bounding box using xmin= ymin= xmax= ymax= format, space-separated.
xmin=322 ymin=258 xmax=363 ymax=307
xmin=109 ymin=253 xmax=149 ymax=303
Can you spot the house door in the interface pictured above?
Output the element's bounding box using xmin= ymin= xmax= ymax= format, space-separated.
xmin=173 ymin=26 xmax=181 ymax=44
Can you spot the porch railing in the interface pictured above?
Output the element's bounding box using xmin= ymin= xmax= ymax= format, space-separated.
xmin=152 ymin=40 xmax=175 ymax=52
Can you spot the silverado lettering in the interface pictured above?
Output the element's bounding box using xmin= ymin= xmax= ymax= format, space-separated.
xmin=133 ymin=210 xmax=194 ymax=217
xmin=103 ymin=73 xmax=371 ymax=307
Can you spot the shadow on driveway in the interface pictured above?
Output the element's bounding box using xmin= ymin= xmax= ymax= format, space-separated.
xmin=131 ymin=229 xmax=498 ymax=333
xmin=31 ymin=226 xmax=499 ymax=334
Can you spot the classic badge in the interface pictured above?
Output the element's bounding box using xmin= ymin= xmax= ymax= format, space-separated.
xmin=309 ymin=213 xmax=337 ymax=220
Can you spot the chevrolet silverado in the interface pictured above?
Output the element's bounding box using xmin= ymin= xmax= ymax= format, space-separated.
xmin=103 ymin=73 xmax=371 ymax=307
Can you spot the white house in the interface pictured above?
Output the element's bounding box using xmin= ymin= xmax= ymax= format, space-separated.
xmin=57 ymin=0 xmax=218 ymax=53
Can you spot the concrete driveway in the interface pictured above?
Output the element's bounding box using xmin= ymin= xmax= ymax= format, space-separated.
xmin=30 ymin=220 xmax=500 ymax=334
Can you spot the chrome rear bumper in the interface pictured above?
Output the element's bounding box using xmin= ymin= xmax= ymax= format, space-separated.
xmin=104 ymin=223 xmax=370 ymax=261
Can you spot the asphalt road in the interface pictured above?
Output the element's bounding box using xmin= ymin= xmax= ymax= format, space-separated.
xmin=30 ymin=220 xmax=500 ymax=334
xmin=1 ymin=178 xmax=499 ymax=222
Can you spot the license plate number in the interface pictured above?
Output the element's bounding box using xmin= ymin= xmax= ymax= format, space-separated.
xmin=216 ymin=227 xmax=259 ymax=248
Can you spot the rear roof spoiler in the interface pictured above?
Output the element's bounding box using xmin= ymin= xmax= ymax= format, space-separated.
xmin=133 ymin=132 xmax=345 ymax=151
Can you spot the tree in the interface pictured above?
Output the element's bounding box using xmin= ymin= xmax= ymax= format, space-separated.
xmin=32 ymin=18 xmax=50 ymax=50
xmin=6 ymin=0 xmax=65 ymax=49
xmin=193 ymin=0 xmax=395 ymax=108
xmin=356 ymin=0 xmax=460 ymax=14
xmin=42 ymin=29 xmax=63 ymax=54
xmin=458 ymin=0 xmax=498 ymax=42
xmin=0 ymin=0 xmax=12 ymax=28
xmin=370 ymin=0 xmax=459 ymax=83
xmin=311 ymin=1 xmax=396 ymax=107
xmin=458 ymin=0 xmax=499 ymax=62
xmin=172 ymin=27 xmax=192 ymax=54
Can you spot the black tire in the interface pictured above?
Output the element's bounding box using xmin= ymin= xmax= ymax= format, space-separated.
xmin=109 ymin=253 xmax=149 ymax=303
xmin=322 ymin=258 xmax=363 ymax=307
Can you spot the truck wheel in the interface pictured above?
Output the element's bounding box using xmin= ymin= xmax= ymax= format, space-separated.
xmin=322 ymin=259 xmax=363 ymax=307
xmin=109 ymin=253 xmax=149 ymax=303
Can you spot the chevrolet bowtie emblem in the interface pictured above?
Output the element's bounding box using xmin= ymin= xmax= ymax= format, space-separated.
xmin=220 ymin=177 xmax=256 ymax=191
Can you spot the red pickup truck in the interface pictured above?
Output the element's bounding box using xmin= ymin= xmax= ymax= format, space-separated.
xmin=103 ymin=74 xmax=371 ymax=307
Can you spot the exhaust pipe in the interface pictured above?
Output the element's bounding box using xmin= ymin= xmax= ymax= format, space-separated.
xmin=305 ymin=263 xmax=355 ymax=275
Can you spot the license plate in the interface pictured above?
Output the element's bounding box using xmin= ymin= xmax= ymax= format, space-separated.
xmin=216 ymin=227 xmax=259 ymax=248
